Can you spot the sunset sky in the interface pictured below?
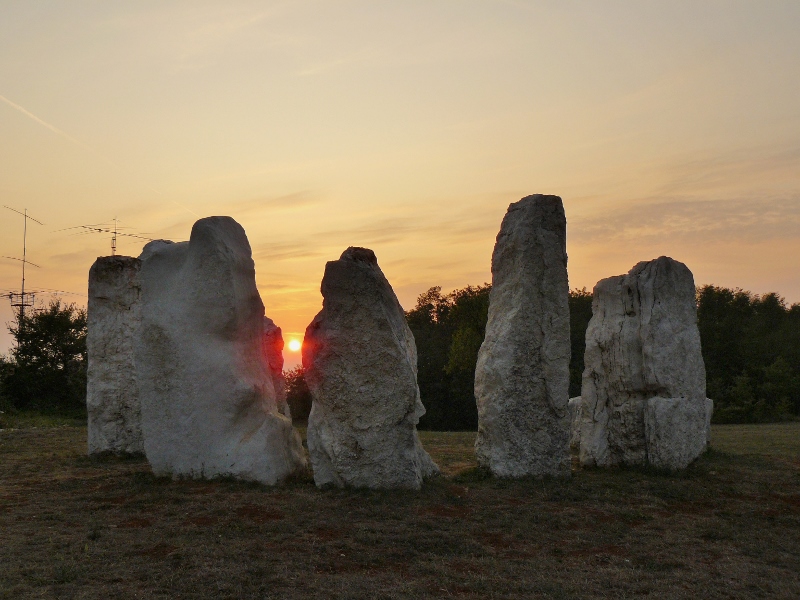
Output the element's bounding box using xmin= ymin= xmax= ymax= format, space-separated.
xmin=1 ymin=1 xmax=799 ymax=367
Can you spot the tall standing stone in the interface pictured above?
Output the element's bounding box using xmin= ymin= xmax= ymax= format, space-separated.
xmin=474 ymin=194 xmax=571 ymax=477
xmin=86 ymin=256 xmax=143 ymax=455
xmin=135 ymin=217 xmax=306 ymax=484
xmin=578 ymin=256 xmax=709 ymax=470
xmin=303 ymin=247 xmax=439 ymax=489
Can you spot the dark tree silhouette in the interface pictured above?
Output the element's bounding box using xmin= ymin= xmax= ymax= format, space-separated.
xmin=1 ymin=299 xmax=87 ymax=415
xmin=284 ymin=365 xmax=312 ymax=424
xmin=697 ymin=285 xmax=800 ymax=422
xmin=568 ymin=288 xmax=593 ymax=398
xmin=406 ymin=285 xmax=491 ymax=430
xmin=409 ymin=283 xmax=800 ymax=429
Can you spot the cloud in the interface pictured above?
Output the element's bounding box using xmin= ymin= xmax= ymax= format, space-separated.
xmin=96 ymin=4 xmax=301 ymax=72
xmin=566 ymin=138 xmax=800 ymax=246
xmin=656 ymin=144 xmax=800 ymax=196
xmin=0 ymin=94 xmax=91 ymax=150
xmin=252 ymin=215 xmax=420 ymax=263
xmin=0 ymin=94 xmax=198 ymax=218
xmin=258 ymin=282 xmax=293 ymax=290
xmin=47 ymin=248 xmax=104 ymax=267
xmin=226 ymin=191 xmax=321 ymax=217
xmin=253 ymin=242 xmax=324 ymax=262
xmin=571 ymin=196 xmax=800 ymax=245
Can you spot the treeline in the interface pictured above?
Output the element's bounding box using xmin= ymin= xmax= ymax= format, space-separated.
xmin=403 ymin=283 xmax=800 ymax=429
xmin=697 ymin=285 xmax=800 ymax=423
xmin=0 ymin=300 xmax=88 ymax=416
xmin=3 ymin=287 xmax=798 ymax=428
xmin=405 ymin=285 xmax=593 ymax=430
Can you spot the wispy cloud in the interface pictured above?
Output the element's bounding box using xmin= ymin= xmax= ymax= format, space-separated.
xmin=94 ymin=4 xmax=298 ymax=71
xmin=656 ymin=144 xmax=800 ymax=196
xmin=571 ymin=196 xmax=800 ymax=245
xmin=226 ymin=191 xmax=321 ymax=217
xmin=0 ymin=94 xmax=94 ymax=152
xmin=0 ymin=93 xmax=199 ymax=219
xmin=254 ymin=242 xmax=325 ymax=262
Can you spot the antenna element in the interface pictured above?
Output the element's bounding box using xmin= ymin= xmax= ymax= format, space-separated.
xmin=2 ymin=206 xmax=43 ymax=320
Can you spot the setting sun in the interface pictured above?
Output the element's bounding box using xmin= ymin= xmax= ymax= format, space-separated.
xmin=287 ymin=339 xmax=302 ymax=352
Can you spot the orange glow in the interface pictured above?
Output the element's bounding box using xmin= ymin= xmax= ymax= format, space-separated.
xmin=0 ymin=4 xmax=798 ymax=356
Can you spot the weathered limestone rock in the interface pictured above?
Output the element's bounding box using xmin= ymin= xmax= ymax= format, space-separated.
xmin=644 ymin=397 xmax=708 ymax=470
xmin=578 ymin=256 xmax=709 ymax=469
xmin=86 ymin=256 xmax=143 ymax=455
xmin=263 ymin=317 xmax=289 ymax=418
xmin=568 ymin=397 xmax=583 ymax=451
xmin=135 ymin=217 xmax=306 ymax=484
xmin=474 ymin=194 xmax=571 ymax=478
xmin=303 ymin=247 xmax=439 ymax=489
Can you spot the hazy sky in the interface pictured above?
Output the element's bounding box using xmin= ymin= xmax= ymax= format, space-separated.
xmin=1 ymin=1 xmax=799 ymax=366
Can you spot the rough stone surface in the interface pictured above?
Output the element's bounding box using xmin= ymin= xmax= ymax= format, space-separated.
xmin=568 ymin=397 xmax=583 ymax=451
xmin=303 ymin=247 xmax=439 ymax=489
xmin=644 ymin=397 xmax=708 ymax=470
xmin=135 ymin=217 xmax=306 ymax=484
xmin=263 ymin=317 xmax=289 ymax=418
xmin=578 ymin=256 xmax=708 ymax=468
xmin=87 ymin=256 xmax=143 ymax=455
xmin=474 ymin=194 xmax=571 ymax=478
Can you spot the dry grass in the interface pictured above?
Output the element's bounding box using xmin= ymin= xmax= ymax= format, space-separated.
xmin=1 ymin=423 xmax=799 ymax=599
xmin=711 ymin=422 xmax=800 ymax=456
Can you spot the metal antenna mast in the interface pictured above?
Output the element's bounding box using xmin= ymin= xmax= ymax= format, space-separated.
xmin=56 ymin=220 xmax=152 ymax=255
xmin=111 ymin=217 xmax=118 ymax=256
xmin=3 ymin=206 xmax=43 ymax=320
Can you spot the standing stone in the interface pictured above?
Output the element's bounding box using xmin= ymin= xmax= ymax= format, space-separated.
xmin=86 ymin=256 xmax=143 ymax=455
xmin=568 ymin=397 xmax=583 ymax=451
xmin=135 ymin=217 xmax=306 ymax=484
xmin=578 ymin=256 xmax=709 ymax=470
xmin=263 ymin=317 xmax=289 ymax=418
xmin=303 ymin=247 xmax=439 ymax=489
xmin=474 ymin=195 xmax=571 ymax=478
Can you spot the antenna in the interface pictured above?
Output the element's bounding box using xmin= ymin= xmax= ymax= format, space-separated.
xmin=55 ymin=220 xmax=152 ymax=256
xmin=3 ymin=206 xmax=43 ymax=320
xmin=112 ymin=217 xmax=118 ymax=256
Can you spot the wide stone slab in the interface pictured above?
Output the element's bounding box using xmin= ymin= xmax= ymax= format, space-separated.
xmin=474 ymin=194 xmax=571 ymax=478
xmin=578 ymin=256 xmax=709 ymax=468
xmin=135 ymin=217 xmax=306 ymax=484
xmin=303 ymin=247 xmax=439 ymax=489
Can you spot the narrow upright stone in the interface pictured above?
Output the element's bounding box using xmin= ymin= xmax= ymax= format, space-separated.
xmin=578 ymin=257 xmax=709 ymax=470
xmin=474 ymin=194 xmax=571 ymax=477
xmin=303 ymin=247 xmax=439 ymax=489
xmin=568 ymin=397 xmax=583 ymax=451
xmin=135 ymin=217 xmax=306 ymax=484
xmin=86 ymin=256 xmax=143 ymax=455
xmin=263 ymin=316 xmax=289 ymax=418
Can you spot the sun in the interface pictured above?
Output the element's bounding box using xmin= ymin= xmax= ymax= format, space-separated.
xmin=287 ymin=339 xmax=302 ymax=352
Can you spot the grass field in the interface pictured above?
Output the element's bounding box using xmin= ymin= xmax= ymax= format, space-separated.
xmin=1 ymin=423 xmax=799 ymax=599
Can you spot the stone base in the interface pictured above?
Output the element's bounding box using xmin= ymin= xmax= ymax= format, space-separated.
xmin=644 ymin=397 xmax=709 ymax=470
